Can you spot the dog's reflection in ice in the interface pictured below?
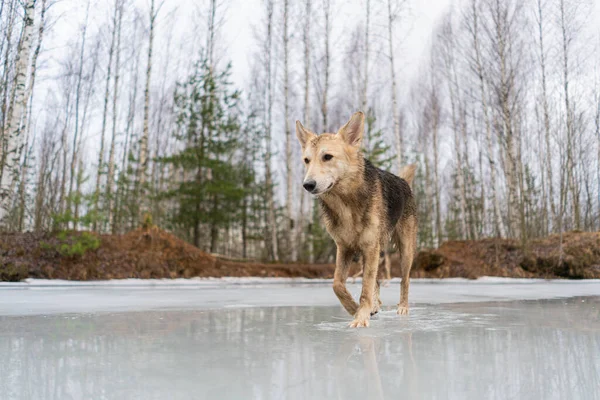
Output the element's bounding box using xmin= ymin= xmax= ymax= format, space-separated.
xmin=334 ymin=332 xmax=416 ymax=400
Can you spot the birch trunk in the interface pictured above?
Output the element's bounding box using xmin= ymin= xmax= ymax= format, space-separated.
xmin=442 ymin=26 xmax=468 ymax=239
xmin=469 ymin=0 xmax=505 ymax=237
xmin=106 ymin=0 xmax=123 ymax=230
xmin=206 ymin=0 xmax=216 ymax=68
xmin=0 ymin=1 xmax=16 ymax=161
xmin=137 ymin=0 xmax=156 ymax=216
xmin=67 ymin=0 xmax=90 ymax=229
xmin=387 ymin=0 xmax=402 ymax=173
xmin=431 ymin=90 xmax=442 ymax=245
xmin=283 ymin=0 xmax=295 ymax=261
xmin=492 ymin=0 xmax=519 ymax=238
xmin=264 ymin=0 xmax=278 ymax=260
xmin=93 ymin=4 xmax=118 ymax=231
xmin=299 ymin=0 xmax=311 ymax=262
xmin=34 ymin=136 xmax=49 ymax=232
xmin=535 ymin=0 xmax=556 ymax=230
xmin=0 ymin=0 xmax=35 ymax=221
xmin=559 ymin=0 xmax=579 ymax=230
xmin=321 ymin=0 xmax=330 ymax=132
xmin=16 ymin=0 xmax=47 ymax=231
xmin=361 ymin=0 xmax=370 ymax=113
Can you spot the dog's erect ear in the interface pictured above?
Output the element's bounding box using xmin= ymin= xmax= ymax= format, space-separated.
xmin=337 ymin=112 xmax=365 ymax=147
xmin=295 ymin=121 xmax=316 ymax=149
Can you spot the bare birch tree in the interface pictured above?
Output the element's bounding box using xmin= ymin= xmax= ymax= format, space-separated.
xmin=106 ymin=0 xmax=124 ymax=229
xmin=0 ymin=0 xmax=35 ymax=223
xmin=439 ymin=16 xmax=468 ymax=239
xmin=282 ymin=0 xmax=295 ymax=261
xmin=558 ymin=0 xmax=580 ymax=230
xmin=387 ymin=0 xmax=403 ymax=173
xmin=533 ymin=0 xmax=557 ymax=230
xmin=93 ymin=4 xmax=119 ymax=231
xmin=66 ymin=0 xmax=90 ymax=228
xmin=321 ymin=0 xmax=331 ymax=132
xmin=264 ymin=0 xmax=278 ymax=260
xmin=298 ymin=0 xmax=311 ymax=262
xmin=466 ymin=0 xmax=506 ymax=237
xmin=361 ymin=0 xmax=370 ymax=113
xmin=136 ymin=0 xmax=160 ymax=221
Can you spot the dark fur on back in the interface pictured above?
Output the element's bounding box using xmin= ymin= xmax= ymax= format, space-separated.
xmin=367 ymin=159 xmax=415 ymax=231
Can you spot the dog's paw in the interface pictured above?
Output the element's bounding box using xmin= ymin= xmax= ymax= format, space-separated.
xmin=396 ymin=305 xmax=409 ymax=315
xmin=348 ymin=317 xmax=370 ymax=328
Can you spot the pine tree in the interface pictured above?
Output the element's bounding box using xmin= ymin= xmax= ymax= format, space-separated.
xmin=161 ymin=57 xmax=243 ymax=251
xmin=362 ymin=110 xmax=393 ymax=170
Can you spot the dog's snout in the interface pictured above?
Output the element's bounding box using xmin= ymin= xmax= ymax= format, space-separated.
xmin=303 ymin=180 xmax=317 ymax=193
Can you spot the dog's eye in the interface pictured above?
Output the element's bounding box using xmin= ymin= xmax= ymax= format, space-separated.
xmin=323 ymin=154 xmax=333 ymax=161
xmin=304 ymin=158 xmax=310 ymax=164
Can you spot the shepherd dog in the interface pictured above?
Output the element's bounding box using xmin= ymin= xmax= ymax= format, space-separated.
xmin=295 ymin=111 xmax=417 ymax=328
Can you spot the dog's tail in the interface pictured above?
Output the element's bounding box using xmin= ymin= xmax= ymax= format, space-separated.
xmin=399 ymin=164 xmax=417 ymax=187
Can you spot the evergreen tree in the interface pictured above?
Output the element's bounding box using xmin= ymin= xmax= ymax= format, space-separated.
xmin=363 ymin=110 xmax=393 ymax=170
xmin=161 ymin=57 xmax=244 ymax=251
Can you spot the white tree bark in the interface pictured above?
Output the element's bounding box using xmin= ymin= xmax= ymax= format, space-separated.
xmin=429 ymin=63 xmax=442 ymax=245
xmin=321 ymin=0 xmax=330 ymax=132
xmin=559 ymin=0 xmax=580 ymax=230
xmin=264 ymin=0 xmax=278 ymax=260
xmin=535 ymin=0 xmax=556 ymax=230
xmin=283 ymin=0 xmax=295 ymax=261
xmin=0 ymin=0 xmax=35 ymax=221
xmin=67 ymin=0 xmax=90 ymax=229
xmin=106 ymin=0 xmax=123 ymax=229
xmin=137 ymin=0 xmax=156 ymax=210
xmin=361 ymin=0 xmax=370 ymax=113
xmin=489 ymin=0 xmax=521 ymax=238
xmin=298 ymin=0 xmax=311 ymax=262
xmin=469 ymin=0 xmax=506 ymax=238
xmin=387 ymin=0 xmax=402 ymax=173
xmin=93 ymin=3 xmax=119 ymax=231
xmin=441 ymin=21 xmax=468 ymax=239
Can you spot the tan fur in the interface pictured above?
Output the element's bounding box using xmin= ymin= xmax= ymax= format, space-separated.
xmin=399 ymin=164 xmax=417 ymax=187
xmin=296 ymin=112 xmax=418 ymax=328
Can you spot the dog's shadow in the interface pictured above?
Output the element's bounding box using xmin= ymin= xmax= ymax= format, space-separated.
xmin=333 ymin=331 xmax=417 ymax=400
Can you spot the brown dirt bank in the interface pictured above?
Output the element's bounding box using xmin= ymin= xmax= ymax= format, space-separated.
xmin=1 ymin=228 xmax=600 ymax=281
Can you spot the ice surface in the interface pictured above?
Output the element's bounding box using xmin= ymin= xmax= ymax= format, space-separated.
xmin=1 ymin=278 xmax=600 ymax=315
xmin=1 ymin=280 xmax=599 ymax=399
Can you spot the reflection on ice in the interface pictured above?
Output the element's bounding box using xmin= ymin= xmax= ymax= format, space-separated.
xmin=0 ymin=297 xmax=599 ymax=399
xmin=315 ymin=307 xmax=492 ymax=334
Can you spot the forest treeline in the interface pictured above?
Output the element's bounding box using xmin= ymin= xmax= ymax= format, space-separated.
xmin=0 ymin=0 xmax=599 ymax=263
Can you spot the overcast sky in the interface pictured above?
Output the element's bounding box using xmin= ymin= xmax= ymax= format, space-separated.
xmin=221 ymin=0 xmax=453 ymax=88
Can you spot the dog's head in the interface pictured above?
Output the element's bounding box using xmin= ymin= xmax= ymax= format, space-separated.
xmin=295 ymin=112 xmax=365 ymax=195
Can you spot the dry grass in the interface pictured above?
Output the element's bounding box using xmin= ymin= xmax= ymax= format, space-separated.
xmin=1 ymin=228 xmax=599 ymax=281
xmin=407 ymin=231 xmax=600 ymax=279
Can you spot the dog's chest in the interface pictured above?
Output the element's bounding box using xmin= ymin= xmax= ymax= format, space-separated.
xmin=319 ymin=197 xmax=379 ymax=246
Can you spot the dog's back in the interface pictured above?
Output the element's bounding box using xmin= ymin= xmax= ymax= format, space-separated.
xmin=373 ymin=161 xmax=416 ymax=233
xmin=364 ymin=160 xmax=417 ymax=237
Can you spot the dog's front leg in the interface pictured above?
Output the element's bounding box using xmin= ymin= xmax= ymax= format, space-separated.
xmin=333 ymin=246 xmax=359 ymax=316
xmin=349 ymin=244 xmax=380 ymax=328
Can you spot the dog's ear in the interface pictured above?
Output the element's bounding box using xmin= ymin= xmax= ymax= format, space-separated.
xmin=337 ymin=112 xmax=364 ymax=147
xmin=295 ymin=121 xmax=316 ymax=149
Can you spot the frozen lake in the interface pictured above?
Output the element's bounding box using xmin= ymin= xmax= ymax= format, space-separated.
xmin=1 ymin=279 xmax=599 ymax=399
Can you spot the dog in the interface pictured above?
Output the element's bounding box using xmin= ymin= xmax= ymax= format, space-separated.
xmin=295 ymin=111 xmax=417 ymax=328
